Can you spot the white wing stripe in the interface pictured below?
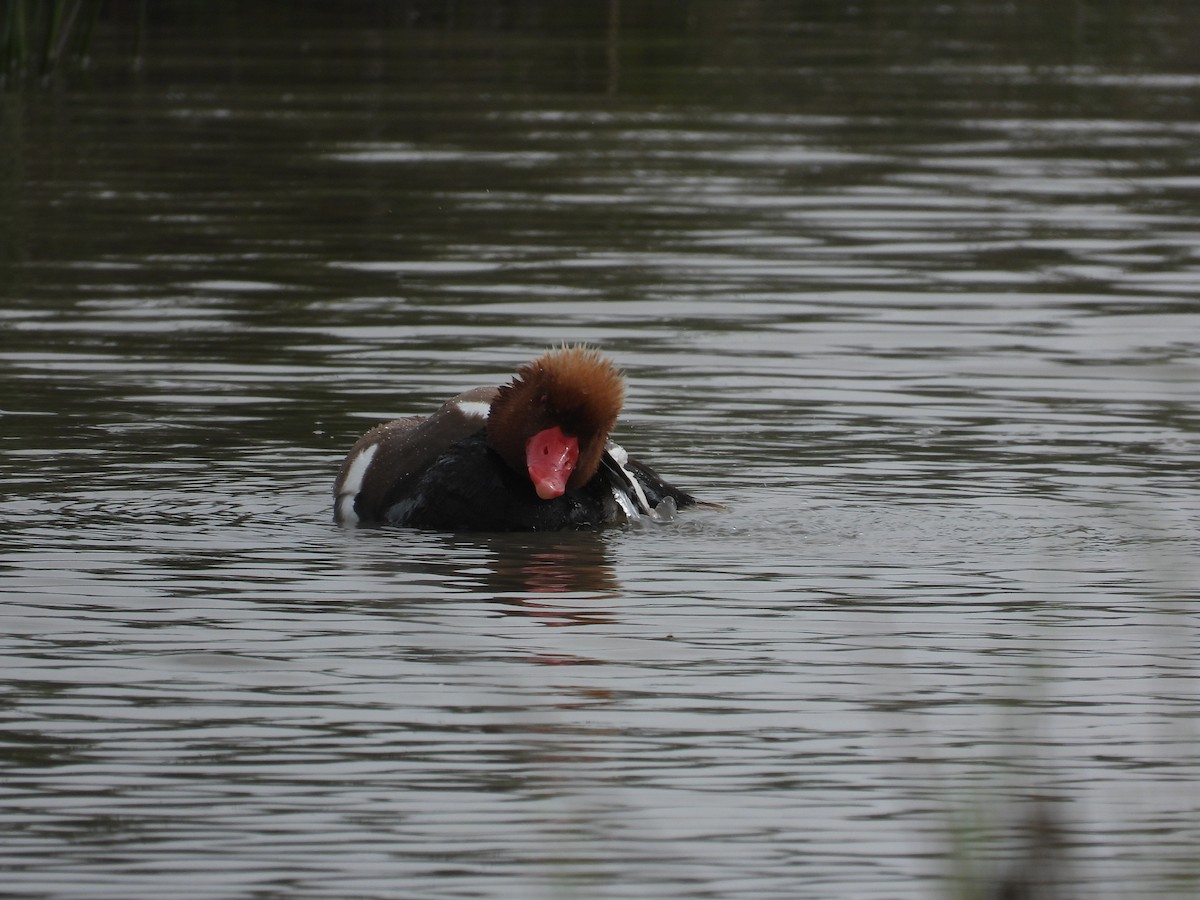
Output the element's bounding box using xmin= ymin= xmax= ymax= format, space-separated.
xmin=605 ymin=439 xmax=653 ymax=515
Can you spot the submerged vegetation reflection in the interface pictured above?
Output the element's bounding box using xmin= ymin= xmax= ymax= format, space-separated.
xmin=0 ymin=0 xmax=113 ymax=87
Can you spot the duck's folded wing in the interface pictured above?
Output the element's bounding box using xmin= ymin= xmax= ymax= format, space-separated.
xmin=334 ymin=386 xmax=497 ymax=523
xmin=599 ymin=439 xmax=696 ymax=521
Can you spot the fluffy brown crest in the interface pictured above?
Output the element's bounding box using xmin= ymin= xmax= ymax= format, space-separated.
xmin=487 ymin=346 xmax=625 ymax=489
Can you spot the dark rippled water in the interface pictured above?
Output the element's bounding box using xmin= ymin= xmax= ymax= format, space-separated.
xmin=3 ymin=4 xmax=1200 ymax=897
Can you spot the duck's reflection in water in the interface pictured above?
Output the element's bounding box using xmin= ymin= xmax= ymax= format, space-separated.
xmin=463 ymin=531 xmax=620 ymax=625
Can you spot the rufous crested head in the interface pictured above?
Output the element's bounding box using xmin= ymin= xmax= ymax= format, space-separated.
xmin=486 ymin=346 xmax=625 ymax=495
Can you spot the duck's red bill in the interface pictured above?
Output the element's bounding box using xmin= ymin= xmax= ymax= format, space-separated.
xmin=525 ymin=426 xmax=579 ymax=500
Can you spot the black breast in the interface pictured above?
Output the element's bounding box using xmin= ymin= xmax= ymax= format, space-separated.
xmin=385 ymin=431 xmax=628 ymax=532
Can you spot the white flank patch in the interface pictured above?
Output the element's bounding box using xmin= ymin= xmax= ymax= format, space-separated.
xmin=454 ymin=400 xmax=491 ymax=421
xmin=337 ymin=494 xmax=359 ymax=524
xmin=342 ymin=443 xmax=379 ymax=494
xmin=335 ymin=443 xmax=379 ymax=524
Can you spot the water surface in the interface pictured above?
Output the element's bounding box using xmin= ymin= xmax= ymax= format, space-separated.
xmin=3 ymin=4 xmax=1200 ymax=897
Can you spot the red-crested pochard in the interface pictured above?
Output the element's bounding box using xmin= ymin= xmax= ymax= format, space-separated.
xmin=333 ymin=346 xmax=697 ymax=530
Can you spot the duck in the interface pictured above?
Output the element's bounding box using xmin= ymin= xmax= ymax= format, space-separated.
xmin=333 ymin=346 xmax=697 ymax=531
